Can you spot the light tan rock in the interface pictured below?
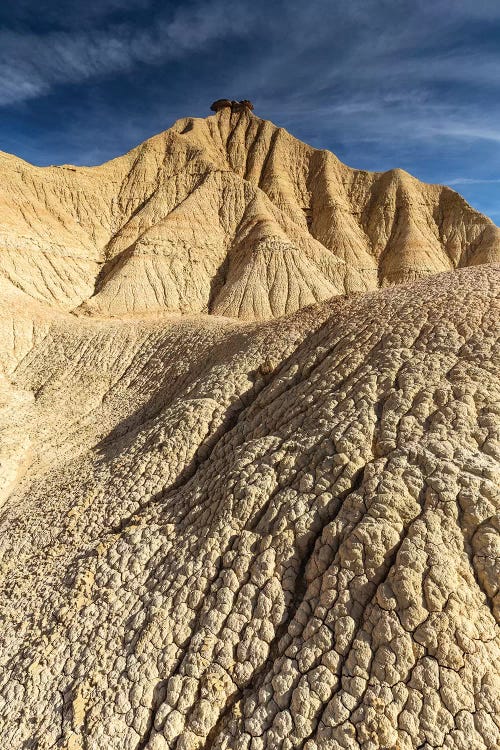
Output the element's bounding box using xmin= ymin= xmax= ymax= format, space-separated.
xmin=0 ymin=108 xmax=498 ymax=319
xmin=0 ymin=110 xmax=498 ymax=750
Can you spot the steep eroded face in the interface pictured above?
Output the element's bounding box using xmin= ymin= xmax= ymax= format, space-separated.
xmin=0 ymin=108 xmax=499 ymax=319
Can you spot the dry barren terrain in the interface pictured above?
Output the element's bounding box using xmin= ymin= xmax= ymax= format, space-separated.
xmin=0 ymin=107 xmax=498 ymax=749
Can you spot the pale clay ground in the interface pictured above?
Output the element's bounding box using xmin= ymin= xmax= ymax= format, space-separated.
xmin=0 ymin=108 xmax=498 ymax=750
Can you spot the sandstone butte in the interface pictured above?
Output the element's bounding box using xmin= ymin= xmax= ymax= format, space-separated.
xmin=0 ymin=105 xmax=498 ymax=750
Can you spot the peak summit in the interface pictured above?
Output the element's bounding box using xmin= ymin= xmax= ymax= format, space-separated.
xmin=210 ymin=98 xmax=254 ymax=113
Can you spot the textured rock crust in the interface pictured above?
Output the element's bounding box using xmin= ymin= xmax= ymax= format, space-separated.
xmin=0 ymin=112 xmax=498 ymax=750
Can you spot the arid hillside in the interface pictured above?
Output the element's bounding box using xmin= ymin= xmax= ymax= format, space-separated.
xmin=0 ymin=109 xmax=498 ymax=750
xmin=1 ymin=107 xmax=499 ymax=318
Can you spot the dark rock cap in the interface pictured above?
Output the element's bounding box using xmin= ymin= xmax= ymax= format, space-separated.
xmin=210 ymin=99 xmax=255 ymax=113
xmin=210 ymin=99 xmax=233 ymax=112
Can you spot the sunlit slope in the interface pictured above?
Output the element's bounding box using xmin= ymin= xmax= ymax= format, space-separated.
xmin=0 ymin=267 xmax=498 ymax=749
xmin=0 ymin=108 xmax=498 ymax=319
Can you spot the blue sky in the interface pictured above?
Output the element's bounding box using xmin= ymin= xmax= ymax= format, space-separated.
xmin=1 ymin=0 xmax=499 ymax=222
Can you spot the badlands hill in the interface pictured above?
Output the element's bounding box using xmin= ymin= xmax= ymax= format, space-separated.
xmin=0 ymin=105 xmax=499 ymax=319
xmin=0 ymin=107 xmax=498 ymax=750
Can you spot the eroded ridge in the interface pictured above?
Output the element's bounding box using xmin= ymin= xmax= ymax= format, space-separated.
xmin=0 ymin=107 xmax=499 ymax=319
xmin=0 ymin=266 xmax=498 ymax=749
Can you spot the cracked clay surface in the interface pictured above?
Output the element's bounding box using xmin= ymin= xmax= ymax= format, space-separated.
xmin=0 ymin=266 xmax=498 ymax=749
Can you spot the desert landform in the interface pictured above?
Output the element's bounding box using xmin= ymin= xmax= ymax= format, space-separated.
xmin=0 ymin=103 xmax=498 ymax=750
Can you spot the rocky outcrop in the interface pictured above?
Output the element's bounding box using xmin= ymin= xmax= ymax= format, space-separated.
xmin=210 ymin=98 xmax=233 ymax=111
xmin=210 ymin=99 xmax=254 ymax=112
xmin=233 ymin=98 xmax=254 ymax=111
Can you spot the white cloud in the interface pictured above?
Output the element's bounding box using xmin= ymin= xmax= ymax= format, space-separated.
xmin=218 ymin=0 xmax=500 ymax=153
xmin=447 ymin=178 xmax=500 ymax=185
xmin=0 ymin=0 xmax=254 ymax=105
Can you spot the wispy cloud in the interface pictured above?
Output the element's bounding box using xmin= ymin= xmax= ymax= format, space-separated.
xmin=211 ymin=0 xmax=500 ymax=155
xmin=447 ymin=178 xmax=500 ymax=185
xmin=0 ymin=0 xmax=254 ymax=105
